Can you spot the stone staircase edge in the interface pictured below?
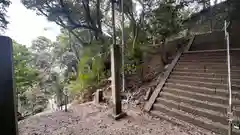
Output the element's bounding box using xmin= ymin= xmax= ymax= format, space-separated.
xmin=144 ymin=35 xmax=195 ymax=112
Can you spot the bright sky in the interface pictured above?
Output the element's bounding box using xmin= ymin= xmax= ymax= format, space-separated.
xmin=5 ymin=0 xmax=60 ymax=46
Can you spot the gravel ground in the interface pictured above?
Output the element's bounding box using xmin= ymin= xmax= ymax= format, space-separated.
xmin=18 ymin=102 xmax=216 ymax=135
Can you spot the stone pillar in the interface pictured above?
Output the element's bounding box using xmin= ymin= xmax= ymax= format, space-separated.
xmin=0 ymin=36 xmax=18 ymax=135
xmin=64 ymin=95 xmax=68 ymax=112
xmin=111 ymin=0 xmax=126 ymax=120
xmin=111 ymin=44 xmax=121 ymax=111
xmin=94 ymin=89 xmax=103 ymax=104
xmin=111 ymin=44 xmax=126 ymax=120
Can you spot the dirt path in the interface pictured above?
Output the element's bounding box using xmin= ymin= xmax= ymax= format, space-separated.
xmin=18 ymin=102 xmax=216 ymax=135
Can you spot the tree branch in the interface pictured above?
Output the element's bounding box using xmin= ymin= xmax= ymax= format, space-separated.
xmin=59 ymin=0 xmax=99 ymax=32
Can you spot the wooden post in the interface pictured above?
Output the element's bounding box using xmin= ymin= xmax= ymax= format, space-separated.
xmin=63 ymin=87 xmax=69 ymax=112
xmin=111 ymin=0 xmax=126 ymax=120
xmin=121 ymin=0 xmax=126 ymax=92
xmin=0 ymin=36 xmax=18 ymax=135
xmin=64 ymin=95 xmax=68 ymax=112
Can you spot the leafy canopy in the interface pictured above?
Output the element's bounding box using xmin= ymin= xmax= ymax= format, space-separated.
xmin=13 ymin=41 xmax=39 ymax=94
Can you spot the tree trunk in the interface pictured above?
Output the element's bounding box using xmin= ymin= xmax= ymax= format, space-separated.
xmin=96 ymin=0 xmax=102 ymax=34
xmin=210 ymin=0 xmax=214 ymax=32
xmin=210 ymin=9 xmax=213 ymax=31
xmin=82 ymin=0 xmax=100 ymax=40
xmin=68 ymin=32 xmax=80 ymax=62
xmin=132 ymin=25 xmax=139 ymax=50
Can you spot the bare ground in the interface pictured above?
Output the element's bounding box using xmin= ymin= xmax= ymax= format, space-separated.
xmin=18 ymin=102 xmax=216 ymax=135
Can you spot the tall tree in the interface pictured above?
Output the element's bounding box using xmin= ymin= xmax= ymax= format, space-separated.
xmin=13 ymin=41 xmax=42 ymax=114
xmin=147 ymin=0 xmax=189 ymax=64
xmin=13 ymin=41 xmax=39 ymax=94
xmin=22 ymin=0 xmax=104 ymax=43
xmin=31 ymin=36 xmax=53 ymax=53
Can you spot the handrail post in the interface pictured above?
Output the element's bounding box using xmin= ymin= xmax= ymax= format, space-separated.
xmin=225 ymin=20 xmax=233 ymax=135
xmin=121 ymin=0 xmax=125 ymax=92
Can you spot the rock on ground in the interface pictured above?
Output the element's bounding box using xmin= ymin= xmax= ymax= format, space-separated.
xmin=18 ymin=102 xmax=216 ymax=135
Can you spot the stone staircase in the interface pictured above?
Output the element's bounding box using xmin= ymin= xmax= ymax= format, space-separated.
xmin=147 ymin=50 xmax=240 ymax=135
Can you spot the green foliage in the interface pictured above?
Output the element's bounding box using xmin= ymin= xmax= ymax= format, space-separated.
xmin=124 ymin=63 xmax=137 ymax=75
xmin=22 ymin=85 xmax=48 ymax=114
xmin=31 ymin=36 xmax=53 ymax=53
xmin=122 ymin=41 xmax=145 ymax=76
xmin=68 ymin=46 xmax=106 ymax=93
xmin=13 ymin=41 xmax=49 ymax=114
xmin=69 ymin=55 xmax=92 ymax=92
xmin=13 ymin=41 xmax=39 ymax=94
xmin=148 ymin=0 xmax=186 ymax=40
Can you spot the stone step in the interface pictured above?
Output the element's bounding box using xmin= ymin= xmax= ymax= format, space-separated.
xmin=176 ymin=62 xmax=240 ymax=68
xmin=175 ymin=64 xmax=229 ymax=70
xmin=175 ymin=65 xmax=240 ymax=71
xmin=180 ymin=56 xmax=240 ymax=62
xmin=149 ymin=110 xmax=206 ymax=132
xmin=164 ymin=82 xmax=240 ymax=99
xmin=166 ymin=78 xmax=240 ymax=90
xmin=154 ymin=98 xmax=228 ymax=125
xmin=151 ymin=105 xmax=240 ymax=135
xmin=182 ymin=51 xmax=240 ymax=57
xmin=173 ymin=68 xmax=240 ymax=74
xmin=158 ymin=92 xmax=240 ymax=116
xmin=169 ymin=75 xmax=240 ymax=87
xmin=183 ymin=51 xmax=225 ymax=54
xmin=162 ymin=87 xmax=240 ymax=105
xmin=181 ymin=54 xmax=239 ymax=59
xmin=180 ymin=54 xmax=235 ymax=59
xmin=178 ymin=61 xmax=240 ymax=67
xmin=178 ymin=58 xmax=240 ymax=63
xmin=178 ymin=61 xmax=240 ymax=66
xmin=171 ymin=71 xmax=240 ymax=79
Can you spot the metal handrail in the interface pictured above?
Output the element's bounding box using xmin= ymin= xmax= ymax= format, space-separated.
xmin=225 ymin=20 xmax=233 ymax=135
xmin=222 ymin=21 xmax=230 ymax=32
